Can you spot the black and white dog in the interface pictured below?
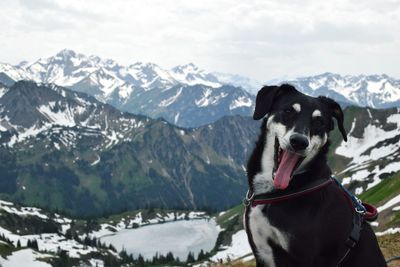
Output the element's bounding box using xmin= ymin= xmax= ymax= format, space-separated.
xmin=244 ymin=84 xmax=386 ymax=267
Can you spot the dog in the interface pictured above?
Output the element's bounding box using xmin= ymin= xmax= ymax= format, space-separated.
xmin=244 ymin=84 xmax=387 ymax=267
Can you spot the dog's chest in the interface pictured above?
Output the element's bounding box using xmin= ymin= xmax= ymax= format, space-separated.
xmin=247 ymin=205 xmax=289 ymax=267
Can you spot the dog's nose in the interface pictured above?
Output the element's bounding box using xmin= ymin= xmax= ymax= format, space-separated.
xmin=290 ymin=134 xmax=309 ymax=151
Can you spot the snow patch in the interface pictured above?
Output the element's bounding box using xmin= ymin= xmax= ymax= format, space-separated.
xmin=210 ymin=230 xmax=252 ymax=263
xmin=37 ymin=105 xmax=76 ymax=127
xmin=159 ymin=87 xmax=183 ymax=107
xmin=90 ymin=154 xmax=101 ymax=166
xmin=336 ymin=121 xmax=399 ymax=164
xmin=0 ymin=249 xmax=52 ymax=267
xmin=377 ymin=194 xmax=400 ymax=212
xmin=375 ymin=228 xmax=400 ymax=236
xmin=229 ymin=96 xmax=252 ymax=110
xmin=355 ymin=187 xmax=363 ymax=195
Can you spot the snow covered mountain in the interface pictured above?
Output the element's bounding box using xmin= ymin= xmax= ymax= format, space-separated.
xmin=212 ymin=71 xmax=263 ymax=94
xmin=171 ymin=63 xmax=221 ymax=88
xmin=0 ymin=80 xmax=147 ymax=149
xmin=2 ymin=50 xmax=400 ymax=127
xmin=0 ymin=49 xmax=256 ymax=127
xmin=286 ymin=73 xmax=400 ymax=108
xmin=108 ymin=83 xmax=254 ymax=127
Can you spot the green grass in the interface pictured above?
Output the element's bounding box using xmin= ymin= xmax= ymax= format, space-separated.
xmin=360 ymin=172 xmax=400 ymax=205
xmin=216 ymin=203 xmax=243 ymax=229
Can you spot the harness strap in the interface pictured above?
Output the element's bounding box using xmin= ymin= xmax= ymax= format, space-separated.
xmin=331 ymin=177 xmax=378 ymax=222
xmin=336 ymin=194 xmax=363 ymax=266
xmin=245 ymin=178 xmax=333 ymax=207
xmin=330 ymin=177 xmax=379 ymax=266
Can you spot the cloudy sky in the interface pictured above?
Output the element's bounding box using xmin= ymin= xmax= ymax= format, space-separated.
xmin=0 ymin=0 xmax=399 ymax=81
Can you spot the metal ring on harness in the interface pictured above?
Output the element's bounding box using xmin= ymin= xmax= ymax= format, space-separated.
xmin=243 ymin=190 xmax=254 ymax=207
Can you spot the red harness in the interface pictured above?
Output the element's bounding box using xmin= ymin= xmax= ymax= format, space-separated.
xmin=246 ymin=178 xmax=333 ymax=206
xmin=244 ymin=177 xmax=378 ymax=221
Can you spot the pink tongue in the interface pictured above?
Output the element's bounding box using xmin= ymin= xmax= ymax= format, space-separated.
xmin=274 ymin=150 xmax=300 ymax=190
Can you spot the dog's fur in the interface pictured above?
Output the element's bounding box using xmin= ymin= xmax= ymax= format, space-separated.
xmin=245 ymin=85 xmax=387 ymax=267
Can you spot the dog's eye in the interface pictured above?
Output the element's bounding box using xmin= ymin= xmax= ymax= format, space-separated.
xmin=312 ymin=119 xmax=325 ymax=128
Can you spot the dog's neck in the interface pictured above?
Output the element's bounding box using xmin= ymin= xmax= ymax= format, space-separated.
xmin=247 ymin=120 xmax=332 ymax=194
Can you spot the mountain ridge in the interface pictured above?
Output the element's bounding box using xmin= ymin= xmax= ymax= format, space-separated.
xmin=1 ymin=50 xmax=400 ymax=128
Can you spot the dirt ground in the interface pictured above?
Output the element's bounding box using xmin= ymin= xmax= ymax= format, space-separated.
xmin=378 ymin=233 xmax=400 ymax=267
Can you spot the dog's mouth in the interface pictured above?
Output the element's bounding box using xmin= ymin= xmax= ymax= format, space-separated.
xmin=272 ymin=138 xmax=305 ymax=190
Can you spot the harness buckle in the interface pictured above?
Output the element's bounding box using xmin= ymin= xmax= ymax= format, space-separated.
xmin=355 ymin=206 xmax=366 ymax=214
xmin=355 ymin=198 xmax=367 ymax=215
xmin=243 ymin=190 xmax=254 ymax=207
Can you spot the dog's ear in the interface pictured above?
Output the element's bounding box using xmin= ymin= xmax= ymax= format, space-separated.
xmin=319 ymin=96 xmax=347 ymax=142
xmin=253 ymin=84 xmax=297 ymax=120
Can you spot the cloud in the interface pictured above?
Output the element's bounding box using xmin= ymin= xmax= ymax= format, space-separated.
xmin=0 ymin=0 xmax=399 ymax=80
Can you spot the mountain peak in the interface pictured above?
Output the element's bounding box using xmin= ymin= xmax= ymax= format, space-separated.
xmin=56 ymin=49 xmax=78 ymax=59
xmin=17 ymin=60 xmax=29 ymax=68
xmin=172 ymin=63 xmax=199 ymax=73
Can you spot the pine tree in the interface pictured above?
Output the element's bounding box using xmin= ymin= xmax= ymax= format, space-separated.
xmin=166 ymin=251 xmax=174 ymax=262
xmin=119 ymin=248 xmax=129 ymax=264
xmin=108 ymin=243 xmax=116 ymax=252
xmin=186 ymin=251 xmax=195 ymax=263
xmin=65 ymin=229 xmax=72 ymax=240
xmin=138 ymin=254 xmax=145 ymax=267
xmin=55 ymin=250 xmax=70 ymax=267
xmin=197 ymin=249 xmax=205 ymax=261
xmin=152 ymin=252 xmax=159 ymax=264
xmin=31 ymin=239 xmax=39 ymax=250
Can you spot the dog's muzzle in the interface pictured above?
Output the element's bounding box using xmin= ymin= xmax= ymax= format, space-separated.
xmin=289 ymin=133 xmax=309 ymax=151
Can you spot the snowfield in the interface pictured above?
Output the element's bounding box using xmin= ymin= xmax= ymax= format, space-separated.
xmin=100 ymin=219 xmax=221 ymax=260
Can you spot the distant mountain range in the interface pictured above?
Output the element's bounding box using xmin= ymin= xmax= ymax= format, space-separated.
xmin=287 ymin=73 xmax=400 ymax=108
xmin=1 ymin=50 xmax=400 ymax=128
xmin=0 ymin=50 xmax=255 ymax=127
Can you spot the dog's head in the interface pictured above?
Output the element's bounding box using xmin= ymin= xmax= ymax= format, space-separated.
xmin=253 ymin=84 xmax=347 ymax=190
